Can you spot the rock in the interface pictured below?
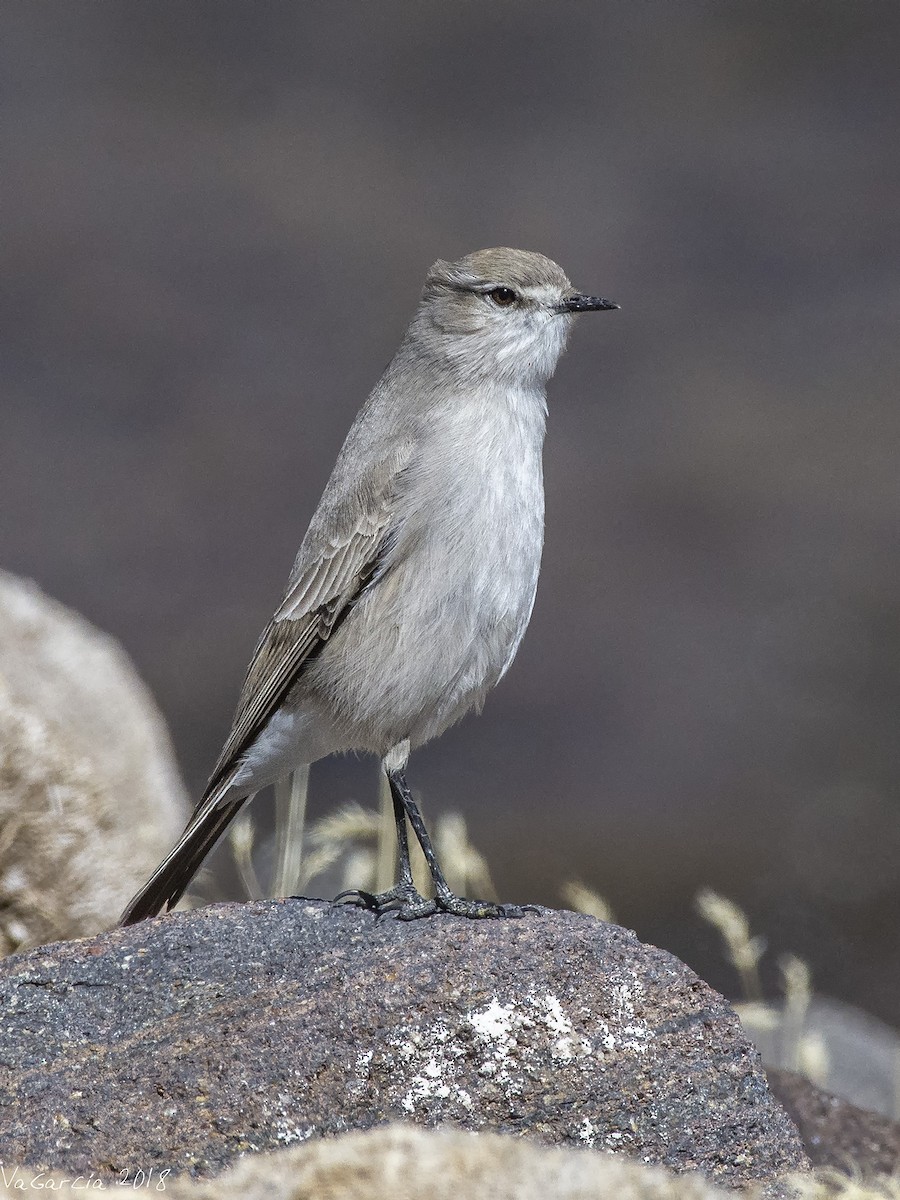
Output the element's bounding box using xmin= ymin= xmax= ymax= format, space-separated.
xmin=767 ymin=1068 xmax=900 ymax=1175
xmin=0 ymin=1126 xmax=748 ymax=1200
xmin=0 ymin=571 xmax=189 ymax=953
xmin=0 ymin=901 xmax=807 ymax=1187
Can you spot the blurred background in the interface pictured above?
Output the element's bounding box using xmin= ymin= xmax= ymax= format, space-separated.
xmin=2 ymin=2 xmax=899 ymax=1023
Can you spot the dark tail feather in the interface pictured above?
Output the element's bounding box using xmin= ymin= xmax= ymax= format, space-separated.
xmin=119 ymin=790 xmax=248 ymax=926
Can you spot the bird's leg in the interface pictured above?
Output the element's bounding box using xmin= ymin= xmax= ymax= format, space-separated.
xmin=386 ymin=768 xmax=539 ymax=921
xmin=334 ymin=775 xmax=431 ymax=915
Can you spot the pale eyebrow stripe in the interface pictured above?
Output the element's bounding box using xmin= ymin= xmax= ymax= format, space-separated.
xmin=445 ymin=279 xmax=499 ymax=294
xmin=446 ymin=280 xmax=542 ymax=300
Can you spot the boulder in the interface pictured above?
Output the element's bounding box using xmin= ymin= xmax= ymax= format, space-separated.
xmin=767 ymin=1068 xmax=900 ymax=1175
xmin=0 ymin=901 xmax=807 ymax=1187
xmin=0 ymin=571 xmax=189 ymax=952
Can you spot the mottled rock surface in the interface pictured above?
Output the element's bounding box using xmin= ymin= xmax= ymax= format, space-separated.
xmin=0 ymin=902 xmax=806 ymax=1186
xmin=0 ymin=571 xmax=189 ymax=953
xmin=768 ymin=1068 xmax=900 ymax=1175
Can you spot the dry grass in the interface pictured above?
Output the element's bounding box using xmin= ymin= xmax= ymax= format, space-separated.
xmin=695 ymin=887 xmax=833 ymax=1091
xmin=223 ymin=767 xmax=500 ymax=904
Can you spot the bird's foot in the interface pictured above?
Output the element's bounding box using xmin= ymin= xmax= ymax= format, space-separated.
xmin=334 ymin=885 xmax=541 ymax=921
xmin=334 ymin=883 xmax=435 ymax=920
xmin=431 ymin=890 xmax=542 ymax=921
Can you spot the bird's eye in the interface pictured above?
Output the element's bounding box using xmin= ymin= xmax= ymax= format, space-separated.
xmin=487 ymin=286 xmax=518 ymax=307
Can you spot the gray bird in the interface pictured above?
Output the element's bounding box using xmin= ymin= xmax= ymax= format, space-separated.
xmin=120 ymin=248 xmax=618 ymax=925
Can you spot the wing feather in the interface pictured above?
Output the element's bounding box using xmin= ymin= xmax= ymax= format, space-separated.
xmin=205 ymin=494 xmax=398 ymax=796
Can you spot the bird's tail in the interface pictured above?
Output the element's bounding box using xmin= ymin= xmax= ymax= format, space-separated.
xmin=119 ymin=782 xmax=248 ymax=926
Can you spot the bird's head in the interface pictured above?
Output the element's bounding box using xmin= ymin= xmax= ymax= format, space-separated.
xmin=415 ymin=247 xmax=618 ymax=385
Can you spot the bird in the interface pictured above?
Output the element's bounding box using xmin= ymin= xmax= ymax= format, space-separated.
xmin=120 ymin=248 xmax=618 ymax=926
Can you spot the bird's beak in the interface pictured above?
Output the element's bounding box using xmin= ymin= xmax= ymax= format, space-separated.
xmin=555 ymin=293 xmax=620 ymax=314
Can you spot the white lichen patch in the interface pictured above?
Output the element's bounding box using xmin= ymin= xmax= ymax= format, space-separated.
xmin=385 ymin=986 xmax=648 ymax=1119
xmin=273 ymin=1119 xmax=314 ymax=1145
xmin=606 ymin=981 xmax=650 ymax=1054
xmin=537 ymin=993 xmax=591 ymax=1062
xmin=356 ymin=1049 xmax=373 ymax=1070
xmin=468 ymin=997 xmax=527 ymax=1063
xmin=467 ymin=992 xmax=592 ymax=1069
xmin=580 ymin=1119 xmax=631 ymax=1152
xmin=467 ymin=997 xmax=533 ymax=1089
xmin=578 ymin=1117 xmax=598 ymax=1146
xmin=468 ymin=997 xmax=520 ymax=1044
xmin=400 ymin=1051 xmax=474 ymax=1115
xmin=389 ymin=1020 xmax=474 ymax=1116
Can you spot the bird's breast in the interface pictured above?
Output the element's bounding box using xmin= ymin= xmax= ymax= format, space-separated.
xmin=306 ymin=385 xmax=549 ymax=753
xmin=393 ymin=386 xmax=546 ymax=641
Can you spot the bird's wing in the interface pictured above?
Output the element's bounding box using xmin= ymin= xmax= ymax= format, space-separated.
xmin=204 ymin=479 xmax=402 ymax=799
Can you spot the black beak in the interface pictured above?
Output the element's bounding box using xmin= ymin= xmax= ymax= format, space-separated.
xmin=556 ymin=293 xmax=620 ymax=313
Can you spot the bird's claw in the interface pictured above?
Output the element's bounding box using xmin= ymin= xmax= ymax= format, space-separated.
xmin=433 ymin=892 xmax=542 ymax=920
xmin=334 ymin=886 xmax=542 ymax=922
xmin=334 ymin=884 xmax=434 ymax=920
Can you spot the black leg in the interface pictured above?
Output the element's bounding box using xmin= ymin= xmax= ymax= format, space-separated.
xmin=388 ymin=780 xmax=414 ymax=888
xmin=334 ymin=774 xmax=431 ymax=915
xmin=336 ymin=765 xmax=540 ymax=921
xmin=386 ymin=768 xmax=539 ymax=921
